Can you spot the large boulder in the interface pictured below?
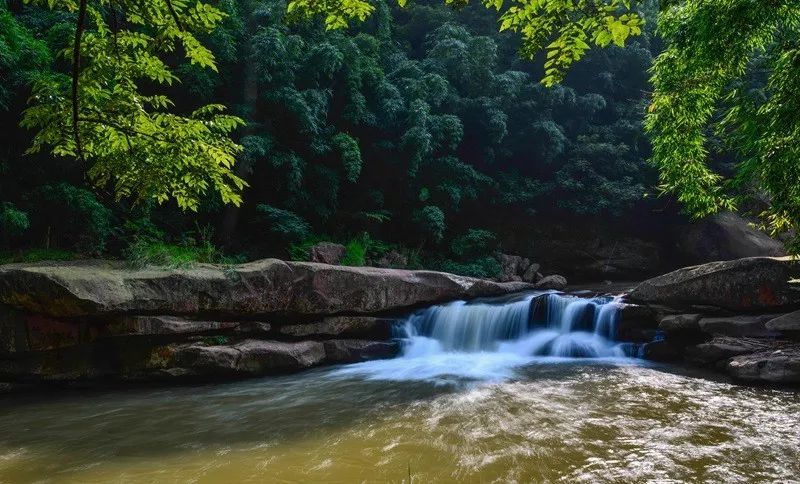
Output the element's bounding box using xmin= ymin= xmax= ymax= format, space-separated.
xmin=163 ymin=339 xmax=327 ymax=377
xmin=628 ymin=257 xmax=800 ymax=312
xmin=309 ymin=242 xmax=347 ymax=265
xmin=766 ymin=310 xmax=800 ymax=332
xmin=534 ymin=274 xmax=568 ymax=290
xmin=698 ymin=315 xmax=777 ymax=337
xmin=148 ymin=338 xmax=398 ymax=378
xmin=727 ymin=347 xmax=800 ymax=384
xmin=0 ymin=260 xmax=533 ymax=318
xmin=675 ymin=211 xmax=785 ymax=265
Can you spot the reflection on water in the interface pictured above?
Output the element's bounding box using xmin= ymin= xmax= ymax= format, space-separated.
xmin=0 ymin=362 xmax=798 ymax=482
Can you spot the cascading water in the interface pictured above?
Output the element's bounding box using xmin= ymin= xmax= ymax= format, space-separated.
xmin=333 ymin=292 xmax=643 ymax=382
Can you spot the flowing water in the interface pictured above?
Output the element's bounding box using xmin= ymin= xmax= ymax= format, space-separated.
xmin=1 ymin=293 xmax=799 ymax=483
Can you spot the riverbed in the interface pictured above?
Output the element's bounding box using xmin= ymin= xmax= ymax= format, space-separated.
xmin=0 ymin=359 xmax=798 ymax=483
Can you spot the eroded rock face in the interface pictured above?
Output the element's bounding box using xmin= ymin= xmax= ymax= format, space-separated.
xmin=0 ymin=260 xmax=533 ymax=318
xmin=628 ymin=257 xmax=800 ymax=312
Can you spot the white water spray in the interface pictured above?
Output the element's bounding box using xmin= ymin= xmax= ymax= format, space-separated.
xmin=333 ymin=292 xmax=641 ymax=382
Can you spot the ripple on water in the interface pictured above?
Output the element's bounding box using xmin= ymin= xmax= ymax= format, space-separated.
xmin=0 ymin=362 xmax=798 ymax=482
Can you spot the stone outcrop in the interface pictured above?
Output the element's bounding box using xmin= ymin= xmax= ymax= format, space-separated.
xmin=675 ymin=211 xmax=786 ymax=265
xmin=0 ymin=259 xmax=529 ymax=387
xmin=0 ymin=259 xmax=532 ymax=318
xmin=626 ymin=256 xmax=800 ymax=385
xmin=628 ymin=257 xmax=800 ymax=312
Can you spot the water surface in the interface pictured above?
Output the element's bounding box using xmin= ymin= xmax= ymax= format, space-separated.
xmin=0 ymin=361 xmax=798 ymax=483
xmin=1 ymin=294 xmax=798 ymax=482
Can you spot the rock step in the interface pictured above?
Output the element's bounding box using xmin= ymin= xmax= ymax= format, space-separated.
xmin=628 ymin=256 xmax=800 ymax=312
xmin=0 ymin=259 xmax=533 ymax=318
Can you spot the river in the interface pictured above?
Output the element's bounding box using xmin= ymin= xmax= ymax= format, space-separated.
xmin=0 ymin=294 xmax=798 ymax=482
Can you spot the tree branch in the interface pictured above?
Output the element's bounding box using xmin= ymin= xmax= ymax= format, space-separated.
xmin=72 ymin=0 xmax=88 ymax=161
xmin=165 ymin=0 xmax=185 ymax=31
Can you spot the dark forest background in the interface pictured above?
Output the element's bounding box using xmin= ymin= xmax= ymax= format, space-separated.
xmin=2 ymin=0 xmax=704 ymax=279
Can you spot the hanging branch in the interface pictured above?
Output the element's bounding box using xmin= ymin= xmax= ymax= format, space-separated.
xmin=71 ymin=0 xmax=88 ymax=161
xmin=165 ymin=0 xmax=185 ymax=31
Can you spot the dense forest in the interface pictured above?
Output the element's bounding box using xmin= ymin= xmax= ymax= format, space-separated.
xmin=0 ymin=0 xmax=661 ymax=276
xmin=1 ymin=0 xmax=794 ymax=280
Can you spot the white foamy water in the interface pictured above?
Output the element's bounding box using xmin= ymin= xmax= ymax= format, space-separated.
xmin=333 ymin=292 xmax=640 ymax=382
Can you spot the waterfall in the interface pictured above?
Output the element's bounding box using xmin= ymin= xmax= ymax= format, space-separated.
xmin=398 ymin=292 xmax=637 ymax=359
xmin=332 ymin=292 xmax=641 ymax=382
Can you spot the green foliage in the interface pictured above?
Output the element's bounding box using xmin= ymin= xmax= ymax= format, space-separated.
xmin=341 ymin=238 xmax=368 ymax=266
xmin=124 ymin=226 xmax=239 ymax=268
xmin=34 ymin=183 xmax=112 ymax=254
xmin=19 ymin=0 xmax=246 ymax=211
xmin=0 ymin=6 xmax=51 ymax=109
xmin=0 ymin=203 xmax=30 ymax=237
xmin=414 ymin=205 xmax=446 ymax=243
xmin=257 ymin=204 xmax=311 ymax=242
xmin=645 ymin=0 xmax=800 ymax=249
xmin=0 ymin=248 xmax=77 ymax=264
xmin=332 ymin=133 xmax=363 ymax=183
xmin=450 ymin=229 xmax=497 ymax=258
xmin=288 ymin=0 xmax=645 ymax=86
xmin=434 ymin=256 xmax=501 ymax=278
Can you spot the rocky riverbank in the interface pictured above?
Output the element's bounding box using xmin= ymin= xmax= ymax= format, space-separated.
xmin=2 ymin=256 xmax=799 ymax=389
xmin=619 ymin=256 xmax=800 ymax=385
xmin=0 ymin=260 xmax=536 ymax=387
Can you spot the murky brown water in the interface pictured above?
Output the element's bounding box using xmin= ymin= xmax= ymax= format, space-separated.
xmin=0 ymin=362 xmax=798 ymax=483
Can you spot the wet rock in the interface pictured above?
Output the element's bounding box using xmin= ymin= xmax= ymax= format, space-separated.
xmin=766 ymin=310 xmax=800 ymax=332
xmin=170 ymin=343 xmax=241 ymax=375
xmin=165 ymin=339 xmax=327 ymax=377
xmin=727 ymin=347 xmax=800 ymax=384
xmin=235 ymin=340 xmax=326 ymax=373
xmin=628 ymin=257 xmax=800 ymax=312
xmin=618 ymin=304 xmax=658 ymax=331
xmin=309 ymin=242 xmax=347 ymax=265
xmin=534 ymin=274 xmax=568 ymax=290
xmin=0 ymin=260 xmax=533 ymax=318
xmin=322 ymin=339 xmax=400 ymax=363
xmin=675 ymin=211 xmax=785 ymax=265
xmin=278 ymin=316 xmax=395 ymax=339
xmin=698 ymin=315 xmax=777 ymax=337
xmin=687 ymin=336 xmax=774 ymax=364
xmin=658 ymin=314 xmax=702 ymax=333
xmin=643 ymin=340 xmax=683 ymax=362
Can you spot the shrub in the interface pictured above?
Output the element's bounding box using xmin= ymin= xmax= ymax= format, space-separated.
xmin=434 ymin=256 xmax=501 ymax=279
xmin=0 ymin=203 xmax=30 ymax=237
xmin=124 ymin=226 xmax=242 ymax=268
